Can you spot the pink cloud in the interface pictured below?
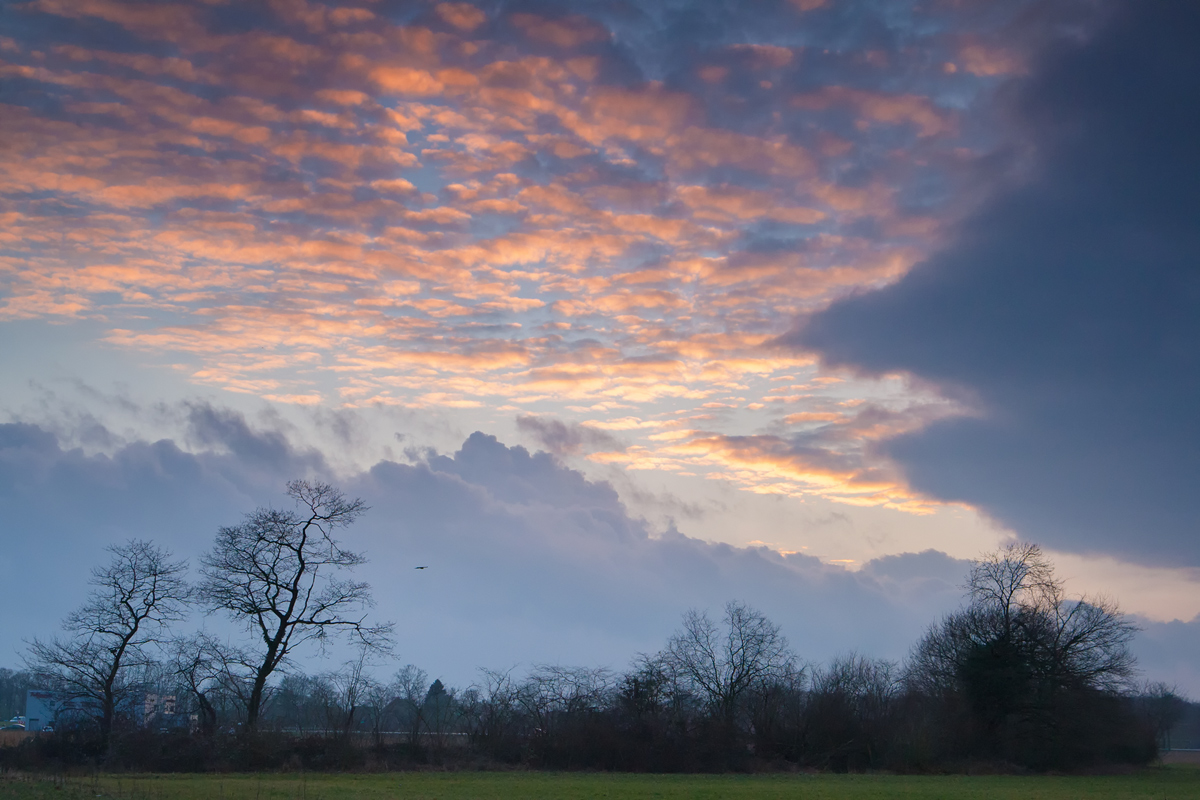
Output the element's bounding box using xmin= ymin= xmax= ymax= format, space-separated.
xmin=0 ymin=0 xmax=1011 ymax=512
xmin=510 ymin=13 xmax=610 ymax=49
xmin=435 ymin=2 xmax=487 ymax=33
xmin=793 ymin=86 xmax=955 ymax=137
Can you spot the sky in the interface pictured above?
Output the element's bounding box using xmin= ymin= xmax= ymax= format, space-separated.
xmin=1 ymin=0 xmax=1197 ymax=693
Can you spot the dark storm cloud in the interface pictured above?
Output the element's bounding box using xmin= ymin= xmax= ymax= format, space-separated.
xmin=790 ymin=1 xmax=1200 ymax=566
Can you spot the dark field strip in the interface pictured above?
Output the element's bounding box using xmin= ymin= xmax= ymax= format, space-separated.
xmin=3 ymin=770 xmax=1199 ymax=800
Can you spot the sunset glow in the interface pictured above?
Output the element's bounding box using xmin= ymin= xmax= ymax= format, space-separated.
xmin=0 ymin=0 xmax=1017 ymax=508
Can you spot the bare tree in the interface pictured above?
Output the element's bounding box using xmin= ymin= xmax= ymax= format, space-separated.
xmin=168 ymin=633 xmax=234 ymax=736
xmin=905 ymin=543 xmax=1140 ymax=766
xmin=392 ymin=664 xmax=429 ymax=745
xmin=27 ymin=540 xmax=190 ymax=742
xmin=746 ymin=660 xmax=806 ymax=760
xmin=620 ymin=653 xmax=699 ymax=736
xmin=663 ymin=601 xmax=795 ymax=733
xmin=967 ymin=542 xmax=1058 ymax=634
xmin=969 ymin=543 xmax=1137 ymax=692
xmin=274 ymin=673 xmax=328 ymax=734
xmin=910 ymin=544 xmax=1137 ymax=696
xmin=0 ymin=668 xmax=34 ymax=722
xmin=518 ymin=665 xmax=615 ymax=748
xmin=1140 ymin=682 xmax=1187 ymax=751
xmin=361 ymin=672 xmax=396 ymax=747
xmin=197 ymin=480 xmax=393 ymax=730
xmin=423 ymin=678 xmax=457 ymax=753
xmin=462 ymin=667 xmax=521 ymax=756
xmin=326 ymin=647 xmax=380 ymax=737
xmin=806 ymin=654 xmax=898 ymax=770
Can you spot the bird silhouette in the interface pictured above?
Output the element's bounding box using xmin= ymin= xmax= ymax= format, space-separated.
xmin=414 ymin=566 xmax=428 ymax=569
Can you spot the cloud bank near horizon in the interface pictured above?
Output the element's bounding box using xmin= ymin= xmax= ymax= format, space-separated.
xmin=2 ymin=405 xmax=1196 ymax=693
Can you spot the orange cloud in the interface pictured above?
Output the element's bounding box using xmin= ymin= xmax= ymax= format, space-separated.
xmin=0 ymin=0 xmax=991 ymax=513
xmin=30 ymin=0 xmax=220 ymax=50
xmin=958 ymin=41 xmax=1026 ymax=77
xmin=370 ymin=66 xmax=445 ymax=96
xmin=510 ymin=14 xmax=609 ymax=49
xmin=793 ymin=86 xmax=955 ymax=137
xmin=315 ymin=88 xmax=370 ymax=106
xmin=435 ymin=2 xmax=487 ymax=32
xmin=677 ymin=184 xmax=824 ymax=225
xmin=667 ymin=432 xmax=931 ymax=511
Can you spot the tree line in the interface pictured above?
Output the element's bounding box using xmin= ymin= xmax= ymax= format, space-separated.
xmin=5 ymin=481 xmax=1190 ymax=772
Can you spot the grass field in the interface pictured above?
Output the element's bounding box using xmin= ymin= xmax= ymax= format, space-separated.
xmin=3 ymin=768 xmax=1200 ymax=800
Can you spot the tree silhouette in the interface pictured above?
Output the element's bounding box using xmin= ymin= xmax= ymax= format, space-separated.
xmin=663 ymin=601 xmax=794 ymax=735
xmin=28 ymin=540 xmax=189 ymax=743
xmin=198 ymin=480 xmax=392 ymax=730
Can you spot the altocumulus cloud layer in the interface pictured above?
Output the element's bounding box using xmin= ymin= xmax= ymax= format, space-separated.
xmin=2 ymin=407 xmax=1196 ymax=693
xmin=0 ymin=0 xmax=1100 ymax=513
xmin=793 ymin=1 xmax=1200 ymax=567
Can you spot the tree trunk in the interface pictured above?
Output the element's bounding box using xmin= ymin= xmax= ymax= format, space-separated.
xmin=100 ymin=694 xmax=114 ymax=745
xmin=197 ymin=693 xmax=217 ymax=737
xmin=246 ymin=667 xmax=271 ymax=731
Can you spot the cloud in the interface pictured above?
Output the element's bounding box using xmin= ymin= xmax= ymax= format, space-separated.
xmin=515 ymin=414 xmax=624 ymax=456
xmin=1133 ymin=616 xmax=1200 ymax=697
xmin=3 ymin=407 xmax=1194 ymax=692
xmin=0 ymin=411 xmax=956 ymax=682
xmin=183 ymin=401 xmax=326 ymax=473
xmin=860 ymin=549 xmax=970 ymax=596
xmin=790 ymin=1 xmax=1200 ymax=566
xmin=0 ymin=0 xmax=1134 ymax=517
xmin=435 ymin=3 xmax=487 ymax=33
xmin=510 ymin=14 xmax=609 ymax=49
xmin=791 ymin=86 xmax=955 ymax=138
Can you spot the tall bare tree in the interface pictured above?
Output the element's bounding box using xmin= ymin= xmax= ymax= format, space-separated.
xmin=663 ymin=600 xmax=794 ymax=733
xmin=27 ymin=540 xmax=190 ymax=742
xmin=805 ymin=654 xmax=897 ymax=770
xmin=197 ymin=480 xmax=392 ymax=730
xmin=1140 ymin=682 xmax=1187 ymax=751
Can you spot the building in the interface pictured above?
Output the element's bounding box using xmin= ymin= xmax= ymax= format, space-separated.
xmin=24 ymin=689 xmax=180 ymax=731
xmin=24 ymin=690 xmax=95 ymax=732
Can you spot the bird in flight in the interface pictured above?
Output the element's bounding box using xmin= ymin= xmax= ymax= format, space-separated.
xmin=414 ymin=566 xmax=428 ymax=569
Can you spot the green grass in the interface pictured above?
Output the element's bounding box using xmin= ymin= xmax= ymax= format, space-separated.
xmin=3 ymin=769 xmax=1199 ymax=800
